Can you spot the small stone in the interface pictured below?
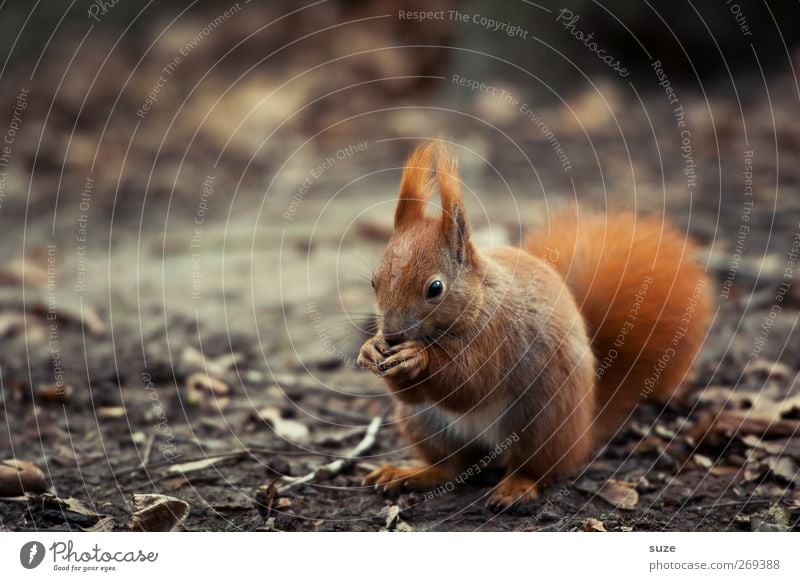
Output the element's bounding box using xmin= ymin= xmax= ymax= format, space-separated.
xmin=539 ymin=511 xmax=561 ymax=522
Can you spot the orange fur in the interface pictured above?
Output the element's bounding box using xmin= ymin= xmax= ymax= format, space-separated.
xmin=358 ymin=143 xmax=712 ymax=509
xmin=523 ymin=208 xmax=712 ymax=438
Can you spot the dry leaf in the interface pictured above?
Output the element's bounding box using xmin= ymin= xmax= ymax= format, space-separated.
xmin=98 ymin=406 xmax=126 ymax=419
xmin=741 ymin=435 xmax=800 ymax=461
xmin=692 ymin=454 xmax=714 ymax=469
xmin=383 ymin=505 xmax=400 ymax=530
xmin=654 ymin=425 xmax=677 ymax=439
xmin=596 ymin=479 xmax=639 ymax=510
xmin=743 ymin=462 xmax=765 ymax=482
xmin=186 ymin=372 xmax=231 ymax=410
xmin=745 ymin=359 xmax=792 ymax=382
xmin=167 ymin=457 xmax=224 ymax=475
xmin=380 ymin=504 xmax=412 ymax=531
xmin=0 ymin=260 xmax=48 ymax=287
xmin=130 ymin=493 xmax=189 ymax=531
xmin=708 ymin=465 xmax=741 ymax=477
xmin=37 ymin=494 xmax=105 ymax=527
xmin=186 ymin=372 xmax=230 ymax=396
xmin=256 ymin=406 xmax=310 ymax=443
xmin=583 ymin=518 xmax=607 ymax=532
xmin=396 ymin=521 xmax=414 ymax=532
xmin=181 ymin=346 xmax=242 ymax=377
xmin=79 ymin=306 xmax=106 ymax=335
xmin=0 ymin=312 xmax=26 ymax=338
xmin=688 ymin=410 xmax=800 ymax=442
xmin=254 ymin=480 xmax=279 ymax=518
xmin=766 ymin=456 xmax=799 ymax=485
xmin=697 ymin=386 xmax=760 ymax=409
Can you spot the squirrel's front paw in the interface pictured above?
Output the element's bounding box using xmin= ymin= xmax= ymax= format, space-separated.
xmin=357 ymin=335 xmax=390 ymax=374
xmin=376 ymin=340 xmax=428 ymax=381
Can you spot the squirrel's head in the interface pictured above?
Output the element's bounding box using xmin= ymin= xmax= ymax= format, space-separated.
xmin=371 ymin=142 xmax=483 ymax=345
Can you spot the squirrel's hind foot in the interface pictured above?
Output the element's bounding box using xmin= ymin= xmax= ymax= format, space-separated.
xmin=363 ymin=464 xmax=449 ymax=494
xmin=486 ymin=473 xmax=539 ymax=512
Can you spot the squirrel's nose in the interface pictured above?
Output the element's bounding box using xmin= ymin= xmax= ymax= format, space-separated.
xmin=383 ymin=329 xmax=410 ymax=346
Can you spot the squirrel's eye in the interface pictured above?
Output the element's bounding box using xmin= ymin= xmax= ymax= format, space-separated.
xmin=426 ymin=279 xmax=444 ymax=299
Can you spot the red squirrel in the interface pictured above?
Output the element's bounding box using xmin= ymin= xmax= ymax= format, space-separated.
xmin=357 ymin=142 xmax=711 ymax=509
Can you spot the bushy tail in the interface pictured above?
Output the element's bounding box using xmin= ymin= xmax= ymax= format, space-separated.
xmin=523 ymin=208 xmax=712 ymax=438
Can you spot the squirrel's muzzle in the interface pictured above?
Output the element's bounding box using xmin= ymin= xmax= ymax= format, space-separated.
xmin=383 ymin=329 xmax=412 ymax=346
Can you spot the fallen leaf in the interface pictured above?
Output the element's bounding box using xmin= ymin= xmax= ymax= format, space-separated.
xmin=583 ymin=518 xmax=607 ymax=532
xmin=741 ymin=435 xmax=800 ymax=461
xmin=79 ymin=306 xmax=106 ymax=335
xmin=708 ymin=465 xmax=741 ymax=477
xmin=129 ymin=494 xmax=189 ymax=531
xmin=766 ymin=456 xmax=799 ymax=485
xmin=98 ymin=406 xmax=126 ymax=419
xmin=692 ymin=454 xmax=714 ymax=469
xmin=697 ymin=386 xmax=764 ymax=410
xmin=383 ymin=505 xmax=400 ymax=530
xmin=0 ymin=312 xmax=26 ymax=338
xmin=181 ymin=347 xmax=243 ymax=378
xmin=688 ymin=410 xmax=800 ymax=442
xmin=186 ymin=372 xmax=230 ymax=396
xmin=396 ymin=521 xmax=414 ymax=532
xmin=654 ymin=425 xmax=677 ymax=439
xmin=254 ymin=479 xmax=279 ymax=518
xmin=255 ymin=406 xmax=310 ymax=443
xmin=745 ymin=359 xmax=792 ymax=383
xmin=36 ymin=494 xmax=105 ymax=527
xmin=596 ymin=480 xmax=639 ymax=511
xmin=186 ymin=372 xmax=231 ymax=410
xmin=744 ymin=461 xmax=765 ymax=482
xmin=167 ymin=457 xmax=224 ymax=475
xmin=380 ymin=504 xmax=412 ymax=531
xmin=0 ymin=260 xmax=48 ymax=287
xmin=33 ymin=301 xmax=105 ymax=335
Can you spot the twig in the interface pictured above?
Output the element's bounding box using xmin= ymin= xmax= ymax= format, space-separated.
xmin=278 ymin=416 xmax=381 ymax=494
xmin=691 ymin=497 xmax=788 ymax=511
xmin=139 ymin=432 xmax=156 ymax=471
xmin=113 ymin=446 xmax=316 ymax=478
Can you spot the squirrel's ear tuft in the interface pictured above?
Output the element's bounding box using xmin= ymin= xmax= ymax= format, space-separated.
xmin=437 ymin=144 xmax=473 ymax=264
xmin=395 ymin=143 xmax=435 ymax=230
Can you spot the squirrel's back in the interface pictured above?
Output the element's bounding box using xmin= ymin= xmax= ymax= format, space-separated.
xmin=523 ymin=208 xmax=712 ymax=438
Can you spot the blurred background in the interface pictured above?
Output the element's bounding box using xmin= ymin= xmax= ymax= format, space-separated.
xmin=1 ymin=0 xmax=799 ymax=531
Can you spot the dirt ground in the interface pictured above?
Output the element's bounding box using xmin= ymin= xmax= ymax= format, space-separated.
xmin=1 ymin=2 xmax=800 ymax=532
